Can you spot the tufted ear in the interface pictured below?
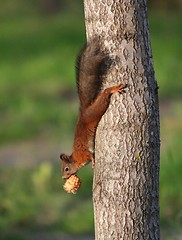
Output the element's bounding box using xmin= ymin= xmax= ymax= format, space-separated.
xmin=60 ymin=153 xmax=70 ymax=163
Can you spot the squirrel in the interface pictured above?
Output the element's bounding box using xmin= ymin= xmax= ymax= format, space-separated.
xmin=60 ymin=39 xmax=127 ymax=179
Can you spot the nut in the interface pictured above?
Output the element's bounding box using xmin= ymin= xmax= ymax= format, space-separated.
xmin=64 ymin=175 xmax=81 ymax=194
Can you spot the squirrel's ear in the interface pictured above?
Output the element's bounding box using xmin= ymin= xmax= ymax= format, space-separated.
xmin=60 ymin=153 xmax=70 ymax=163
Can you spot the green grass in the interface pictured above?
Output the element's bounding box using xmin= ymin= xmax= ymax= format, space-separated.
xmin=0 ymin=9 xmax=85 ymax=144
xmin=149 ymin=12 xmax=182 ymax=97
xmin=0 ymin=163 xmax=94 ymax=236
xmin=160 ymin=100 xmax=182 ymax=229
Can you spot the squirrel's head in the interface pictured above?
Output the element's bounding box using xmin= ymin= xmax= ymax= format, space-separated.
xmin=60 ymin=154 xmax=78 ymax=179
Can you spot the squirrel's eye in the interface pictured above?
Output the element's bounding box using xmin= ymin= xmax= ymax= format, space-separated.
xmin=65 ymin=167 xmax=69 ymax=172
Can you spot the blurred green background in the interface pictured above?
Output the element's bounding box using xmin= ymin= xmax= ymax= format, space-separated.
xmin=0 ymin=0 xmax=182 ymax=239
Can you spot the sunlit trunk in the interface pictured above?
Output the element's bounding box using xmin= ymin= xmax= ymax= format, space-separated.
xmin=84 ymin=0 xmax=160 ymax=239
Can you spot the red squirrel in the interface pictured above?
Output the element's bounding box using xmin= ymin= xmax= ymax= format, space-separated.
xmin=60 ymin=39 xmax=127 ymax=179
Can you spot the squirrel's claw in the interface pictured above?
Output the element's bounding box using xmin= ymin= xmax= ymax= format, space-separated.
xmin=113 ymin=83 xmax=128 ymax=94
xmin=91 ymin=157 xmax=95 ymax=168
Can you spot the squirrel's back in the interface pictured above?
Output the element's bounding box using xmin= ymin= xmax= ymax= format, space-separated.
xmin=76 ymin=39 xmax=109 ymax=113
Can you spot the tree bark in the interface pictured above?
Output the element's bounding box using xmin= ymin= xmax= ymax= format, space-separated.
xmin=83 ymin=0 xmax=160 ymax=239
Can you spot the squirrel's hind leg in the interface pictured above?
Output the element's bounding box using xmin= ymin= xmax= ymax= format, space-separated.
xmin=109 ymin=83 xmax=127 ymax=94
xmin=84 ymin=83 xmax=127 ymax=124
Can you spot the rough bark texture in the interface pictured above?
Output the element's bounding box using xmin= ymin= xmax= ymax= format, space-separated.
xmin=83 ymin=0 xmax=160 ymax=239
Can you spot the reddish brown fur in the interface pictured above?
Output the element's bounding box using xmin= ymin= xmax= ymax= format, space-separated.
xmin=61 ymin=84 xmax=126 ymax=179
xmin=60 ymin=39 xmax=127 ymax=179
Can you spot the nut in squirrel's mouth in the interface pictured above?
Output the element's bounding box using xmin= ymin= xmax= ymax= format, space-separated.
xmin=63 ymin=174 xmax=82 ymax=193
xmin=62 ymin=172 xmax=77 ymax=180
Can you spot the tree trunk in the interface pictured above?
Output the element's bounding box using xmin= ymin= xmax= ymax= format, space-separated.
xmin=83 ymin=0 xmax=160 ymax=239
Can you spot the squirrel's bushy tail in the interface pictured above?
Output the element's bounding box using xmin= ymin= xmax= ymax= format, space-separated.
xmin=76 ymin=39 xmax=108 ymax=113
